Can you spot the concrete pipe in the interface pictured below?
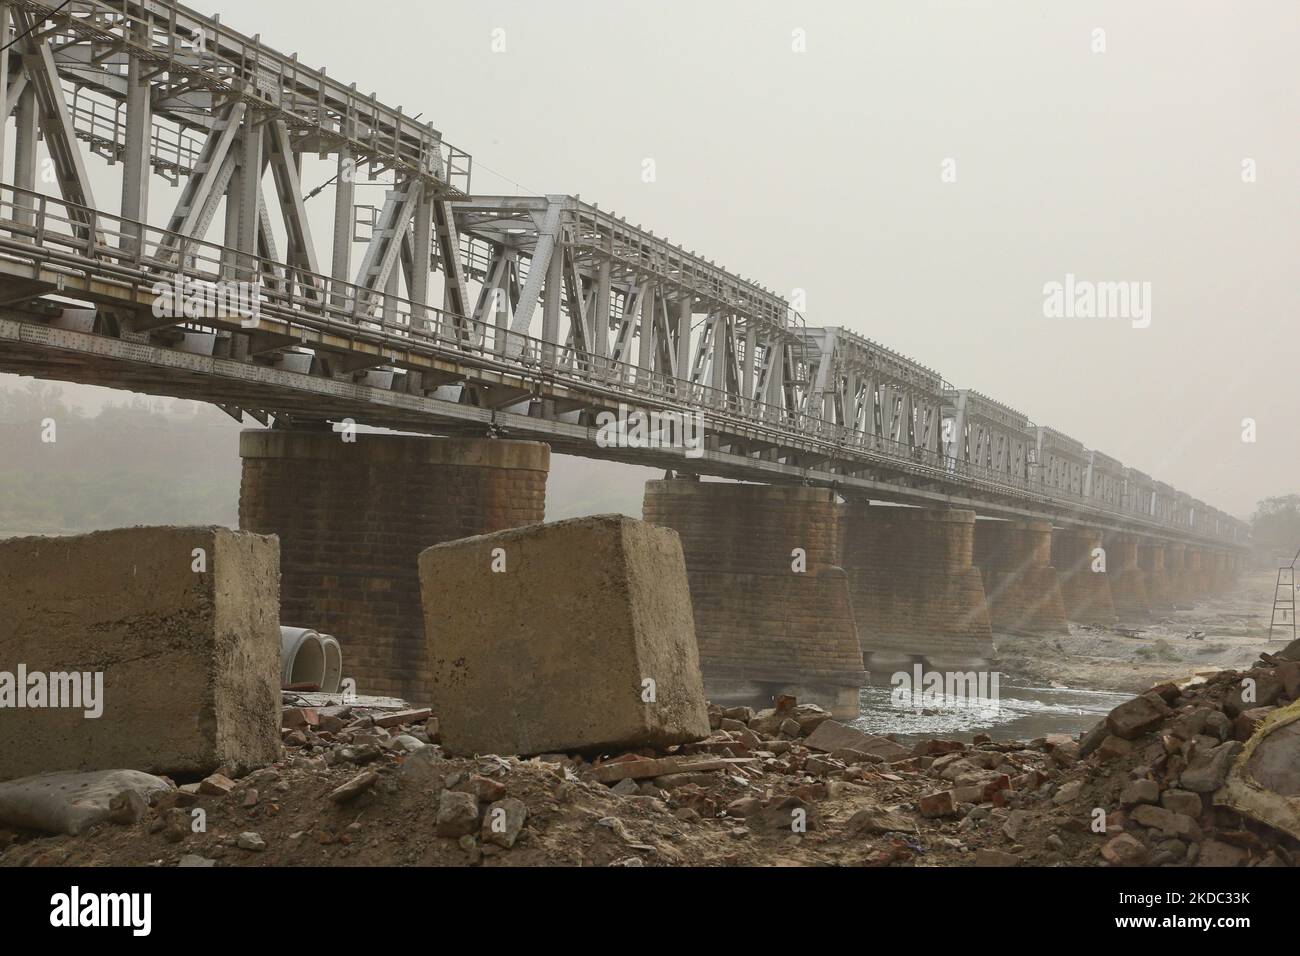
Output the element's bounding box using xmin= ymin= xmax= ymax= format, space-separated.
xmin=279 ymin=626 xmax=326 ymax=690
xmin=319 ymin=634 xmax=343 ymax=695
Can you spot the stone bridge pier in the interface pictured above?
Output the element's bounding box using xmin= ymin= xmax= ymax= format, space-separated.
xmin=1163 ymin=542 xmax=1193 ymax=607
xmin=972 ymin=519 xmax=1068 ymax=634
xmin=1209 ymin=551 xmax=1236 ymax=595
xmin=642 ymin=480 xmax=866 ymax=718
xmin=1185 ymin=548 xmax=1211 ymax=600
xmin=840 ymin=503 xmax=993 ymax=671
xmin=1197 ymin=548 xmax=1231 ymax=598
xmin=1051 ymin=527 xmax=1117 ymax=624
xmin=1199 ymin=549 xmax=1222 ymax=596
xmin=1226 ymin=552 xmax=1242 ymax=590
xmin=238 ymin=430 xmax=550 ymax=703
xmin=1138 ymin=541 xmax=1173 ymax=611
xmin=1103 ymin=532 xmax=1151 ymax=621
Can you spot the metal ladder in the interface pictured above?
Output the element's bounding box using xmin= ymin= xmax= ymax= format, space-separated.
xmin=1268 ymin=548 xmax=1299 ymax=643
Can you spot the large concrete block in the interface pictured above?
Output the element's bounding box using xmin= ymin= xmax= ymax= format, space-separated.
xmin=0 ymin=527 xmax=282 ymax=781
xmin=419 ymin=514 xmax=710 ymax=756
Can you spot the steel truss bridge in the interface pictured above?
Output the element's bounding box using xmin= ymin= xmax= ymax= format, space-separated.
xmin=0 ymin=0 xmax=1247 ymax=549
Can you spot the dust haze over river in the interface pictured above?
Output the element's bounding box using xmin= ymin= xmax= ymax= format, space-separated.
xmin=850 ymin=675 xmax=1130 ymax=745
xmin=851 ymin=571 xmax=1281 ymax=744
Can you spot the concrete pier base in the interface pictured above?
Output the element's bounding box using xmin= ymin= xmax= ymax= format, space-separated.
xmin=1052 ymin=528 xmax=1117 ymax=624
xmin=642 ymin=480 xmax=867 ymax=719
xmin=418 ymin=515 xmax=710 ymax=756
xmin=239 ymin=430 xmax=549 ymax=703
xmin=973 ymin=519 xmax=1069 ymax=634
xmin=840 ymin=503 xmax=994 ymax=670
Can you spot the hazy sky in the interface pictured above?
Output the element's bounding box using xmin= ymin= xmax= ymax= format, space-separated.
xmin=8 ymin=0 xmax=1298 ymax=518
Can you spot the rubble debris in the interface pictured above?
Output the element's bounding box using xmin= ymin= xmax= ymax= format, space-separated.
xmin=419 ymin=515 xmax=710 ymax=756
xmin=1181 ymin=740 xmax=1243 ymax=792
xmin=282 ymin=708 xmax=319 ymax=730
xmin=482 ymin=798 xmax=528 ymax=848
xmin=198 ymin=774 xmax=236 ymax=796
xmin=587 ymin=756 xmax=755 ymax=784
xmin=1105 ymin=692 xmax=1172 ymax=739
xmin=846 ymin=806 xmax=914 ymax=835
xmin=328 ymin=771 xmax=379 ymax=803
xmin=0 ymin=770 xmax=173 ymax=836
xmin=108 ymin=789 xmax=149 ymax=825
xmin=375 ymin=709 xmax=432 ymax=729
xmin=805 ymin=719 xmax=909 ymax=760
xmin=1101 ymin=833 xmax=1148 ymax=866
xmin=436 ymin=791 xmax=480 ymax=838
xmin=2 ymin=650 xmax=1297 ymax=868
xmin=1215 ymin=699 xmax=1300 ymax=840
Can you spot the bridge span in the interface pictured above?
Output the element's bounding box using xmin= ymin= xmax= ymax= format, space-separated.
xmin=0 ymin=0 xmax=1247 ymax=713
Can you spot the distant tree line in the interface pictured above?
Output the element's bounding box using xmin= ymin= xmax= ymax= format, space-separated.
xmin=1251 ymin=494 xmax=1300 ymax=565
xmin=0 ymin=380 xmax=241 ymax=536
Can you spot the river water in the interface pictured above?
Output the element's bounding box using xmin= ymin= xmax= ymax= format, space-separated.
xmin=848 ymin=671 xmax=1129 ymax=745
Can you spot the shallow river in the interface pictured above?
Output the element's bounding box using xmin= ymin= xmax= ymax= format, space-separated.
xmin=848 ymin=672 xmax=1130 ymax=745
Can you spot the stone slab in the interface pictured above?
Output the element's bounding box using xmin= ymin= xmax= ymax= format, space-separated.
xmin=805 ymin=720 xmax=910 ymax=761
xmin=0 ymin=527 xmax=281 ymax=780
xmin=419 ymin=514 xmax=710 ymax=756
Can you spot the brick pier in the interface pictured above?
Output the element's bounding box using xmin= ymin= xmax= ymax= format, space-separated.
xmin=239 ymin=430 xmax=549 ymax=703
xmin=973 ymin=519 xmax=1069 ymax=634
xmin=642 ymin=480 xmax=866 ymax=718
xmin=840 ymin=503 xmax=994 ymax=669
xmin=1138 ymin=541 xmax=1174 ymax=611
xmin=1104 ymin=532 xmax=1151 ymax=621
xmin=1163 ymin=542 xmax=1193 ymax=607
xmin=1052 ymin=527 xmax=1117 ymax=624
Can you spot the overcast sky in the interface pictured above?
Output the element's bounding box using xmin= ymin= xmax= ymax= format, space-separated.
xmin=8 ymin=0 xmax=1298 ymax=518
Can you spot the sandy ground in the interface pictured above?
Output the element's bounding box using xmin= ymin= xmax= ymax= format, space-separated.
xmin=995 ymin=570 xmax=1282 ymax=695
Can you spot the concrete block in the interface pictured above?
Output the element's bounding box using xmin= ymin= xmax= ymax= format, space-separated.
xmin=419 ymin=514 xmax=710 ymax=756
xmin=0 ymin=527 xmax=282 ymax=780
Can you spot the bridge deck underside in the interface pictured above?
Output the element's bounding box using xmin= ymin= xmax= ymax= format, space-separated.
xmin=0 ymin=309 xmax=1236 ymax=549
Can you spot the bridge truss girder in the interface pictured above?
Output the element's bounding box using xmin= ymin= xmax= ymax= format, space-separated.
xmin=0 ymin=0 xmax=1251 ymax=549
